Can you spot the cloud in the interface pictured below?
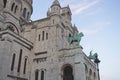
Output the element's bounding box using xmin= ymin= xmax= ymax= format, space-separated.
xmin=79 ymin=21 xmax=110 ymax=36
xmin=79 ymin=28 xmax=99 ymax=36
xmin=70 ymin=0 xmax=101 ymax=15
xmin=85 ymin=7 xmax=102 ymax=16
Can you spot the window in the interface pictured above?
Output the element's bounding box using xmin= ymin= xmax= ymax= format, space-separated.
xmin=3 ymin=0 xmax=7 ymax=8
xmin=94 ymin=72 xmax=96 ymax=80
xmin=23 ymin=57 xmax=27 ymax=74
xmin=63 ymin=66 xmax=74 ymax=80
xmin=11 ymin=3 xmax=15 ymax=11
xmin=89 ymin=69 xmax=92 ymax=76
xmin=23 ymin=8 xmax=27 ymax=18
xmin=35 ymin=70 xmax=39 ymax=80
xmin=11 ymin=54 xmax=16 ymax=71
xmin=14 ymin=5 xmax=18 ymax=13
xmin=41 ymin=71 xmax=44 ymax=80
xmin=69 ymin=34 xmax=71 ymax=37
xmin=38 ymin=34 xmax=41 ymax=41
xmin=17 ymin=49 xmax=23 ymax=72
xmin=42 ymin=31 xmax=44 ymax=40
xmin=46 ymin=33 xmax=48 ymax=40
xmin=89 ymin=69 xmax=92 ymax=80
xmin=27 ymin=12 xmax=30 ymax=20
xmin=53 ymin=19 xmax=54 ymax=24
xmin=84 ymin=64 xmax=88 ymax=80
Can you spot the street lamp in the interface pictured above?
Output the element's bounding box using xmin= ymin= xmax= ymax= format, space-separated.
xmin=94 ymin=54 xmax=100 ymax=80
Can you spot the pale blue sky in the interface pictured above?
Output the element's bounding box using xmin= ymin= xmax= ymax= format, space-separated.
xmin=31 ymin=0 xmax=120 ymax=80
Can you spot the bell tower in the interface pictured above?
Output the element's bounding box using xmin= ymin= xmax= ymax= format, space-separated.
xmin=51 ymin=0 xmax=61 ymax=15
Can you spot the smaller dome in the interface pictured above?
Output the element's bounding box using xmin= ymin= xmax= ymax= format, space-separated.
xmin=53 ymin=0 xmax=60 ymax=5
xmin=51 ymin=0 xmax=61 ymax=7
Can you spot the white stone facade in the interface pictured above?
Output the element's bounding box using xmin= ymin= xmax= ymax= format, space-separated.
xmin=0 ymin=0 xmax=99 ymax=80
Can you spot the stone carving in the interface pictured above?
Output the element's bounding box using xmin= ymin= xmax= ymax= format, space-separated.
xmin=6 ymin=25 xmax=15 ymax=31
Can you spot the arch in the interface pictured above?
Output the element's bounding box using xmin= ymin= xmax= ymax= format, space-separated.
xmin=62 ymin=64 xmax=74 ymax=80
xmin=23 ymin=8 xmax=27 ymax=18
xmin=5 ymin=22 xmax=19 ymax=34
xmin=3 ymin=0 xmax=7 ymax=8
xmin=11 ymin=3 xmax=15 ymax=11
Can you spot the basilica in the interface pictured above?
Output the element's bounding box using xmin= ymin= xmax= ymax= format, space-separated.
xmin=0 ymin=0 xmax=100 ymax=80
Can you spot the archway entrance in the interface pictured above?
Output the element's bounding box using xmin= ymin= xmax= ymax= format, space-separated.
xmin=63 ymin=66 xmax=74 ymax=80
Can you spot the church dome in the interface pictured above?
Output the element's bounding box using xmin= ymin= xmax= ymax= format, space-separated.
xmin=53 ymin=0 xmax=59 ymax=5
xmin=51 ymin=0 xmax=60 ymax=7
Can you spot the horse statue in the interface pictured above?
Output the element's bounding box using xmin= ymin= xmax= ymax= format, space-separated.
xmin=89 ymin=50 xmax=100 ymax=63
xmin=68 ymin=32 xmax=84 ymax=47
xmin=89 ymin=51 xmax=98 ymax=60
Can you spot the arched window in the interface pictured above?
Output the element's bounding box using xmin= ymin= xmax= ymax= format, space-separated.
xmin=42 ymin=31 xmax=44 ymax=40
xmin=38 ymin=34 xmax=41 ymax=41
xmin=11 ymin=3 xmax=15 ymax=11
xmin=23 ymin=57 xmax=27 ymax=74
xmin=46 ymin=33 xmax=48 ymax=40
xmin=27 ymin=12 xmax=30 ymax=20
xmin=35 ymin=70 xmax=39 ymax=80
xmin=69 ymin=34 xmax=71 ymax=37
xmin=11 ymin=53 xmax=16 ymax=71
xmin=41 ymin=70 xmax=44 ymax=80
xmin=63 ymin=66 xmax=74 ymax=80
xmin=53 ymin=19 xmax=54 ymax=24
xmin=84 ymin=64 xmax=88 ymax=80
xmin=89 ymin=69 xmax=92 ymax=80
xmin=94 ymin=72 xmax=96 ymax=80
xmin=23 ymin=8 xmax=27 ymax=18
xmin=14 ymin=5 xmax=18 ymax=13
xmin=17 ymin=49 xmax=23 ymax=72
xmin=3 ymin=0 xmax=7 ymax=8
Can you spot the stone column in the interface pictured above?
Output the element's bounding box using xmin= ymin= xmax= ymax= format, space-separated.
xmin=74 ymin=53 xmax=86 ymax=80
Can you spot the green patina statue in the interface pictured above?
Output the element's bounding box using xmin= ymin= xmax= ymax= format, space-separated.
xmin=89 ymin=50 xmax=100 ymax=64
xmin=68 ymin=32 xmax=84 ymax=48
xmin=89 ymin=51 xmax=98 ymax=60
